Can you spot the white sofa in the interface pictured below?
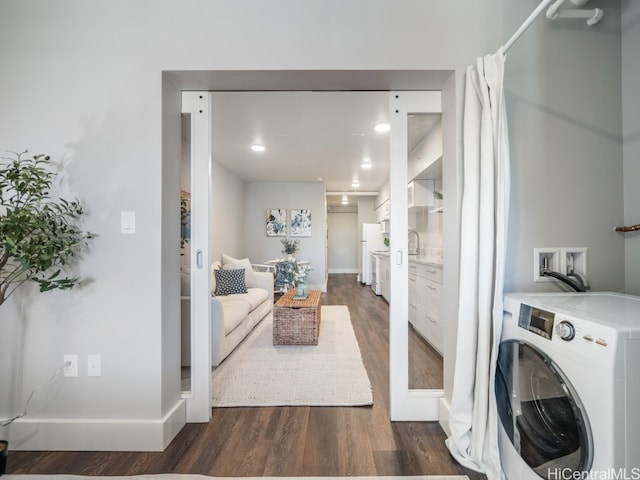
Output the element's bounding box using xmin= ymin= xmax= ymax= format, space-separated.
xmin=181 ymin=255 xmax=274 ymax=367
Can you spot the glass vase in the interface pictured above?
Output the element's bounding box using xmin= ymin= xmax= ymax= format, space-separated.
xmin=296 ymin=281 xmax=307 ymax=298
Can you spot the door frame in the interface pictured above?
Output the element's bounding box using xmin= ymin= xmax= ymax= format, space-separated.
xmin=172 ymin=71 xmax=459 ymax=423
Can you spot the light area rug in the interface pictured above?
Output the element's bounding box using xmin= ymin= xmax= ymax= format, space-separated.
xmin=5 ymin=476 xmax=469 ymax=480
xmin=211 ymin=305 xmax=374 ymax=407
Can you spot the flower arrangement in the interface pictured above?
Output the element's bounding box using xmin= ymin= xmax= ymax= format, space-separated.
xmin=281 ymin=238 xmax=299 ymax=255
xmin=294 ymin=263 xmax=312 ymax=283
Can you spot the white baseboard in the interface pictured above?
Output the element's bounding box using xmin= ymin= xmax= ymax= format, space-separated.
xmin=439 ymin=396 xmax=451 ymax=436
xmin=328 ymin=268 xmax=358 ymax=274
xmin=8 ymin=399 xmax=185 ymax=451
xmin=308 ymin=283 xmax=327 ymax=293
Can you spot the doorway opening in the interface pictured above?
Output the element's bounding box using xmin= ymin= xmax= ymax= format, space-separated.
xmin=166 ymin=70 xmax=458 ymax=423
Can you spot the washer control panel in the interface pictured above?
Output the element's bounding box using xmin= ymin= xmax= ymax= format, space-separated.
xmin=517 ymin=303 xmax=611 ymax=346
xmin=504 ymin=294 xmax=624 ymax=371
xmin=518 ymin=304 xmax=556 ymax=339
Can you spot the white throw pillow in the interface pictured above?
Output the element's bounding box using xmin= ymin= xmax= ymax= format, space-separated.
xmin=221 ymin=254 xmax=257 ymax=288
xmin=210 ymin=260 xmax=222 ymax=295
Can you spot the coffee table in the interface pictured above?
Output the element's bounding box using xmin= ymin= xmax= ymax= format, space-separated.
xmin=273 ymin=289 xmax=322 ymax=345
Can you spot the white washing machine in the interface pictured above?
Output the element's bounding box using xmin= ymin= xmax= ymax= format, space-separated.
xmin=497 ymin=292 xmax=640 ymax=480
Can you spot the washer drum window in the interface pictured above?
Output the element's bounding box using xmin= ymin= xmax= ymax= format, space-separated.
xmin=495 ymin=340 xmax=593 ymax=478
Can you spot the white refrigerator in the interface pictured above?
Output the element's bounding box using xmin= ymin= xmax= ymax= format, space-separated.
xmin=360 ymin=223 xmax=386 ymax=285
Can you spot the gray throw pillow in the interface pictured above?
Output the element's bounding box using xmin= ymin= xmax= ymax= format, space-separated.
xmin=214 ymin=268 xmax=247 ymax=296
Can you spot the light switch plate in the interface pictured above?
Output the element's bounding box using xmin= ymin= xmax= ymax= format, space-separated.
xmin=87 ymin=354 xmax=101 ymax=377
xmin=121 ymin=211 xmax=135 ymax=234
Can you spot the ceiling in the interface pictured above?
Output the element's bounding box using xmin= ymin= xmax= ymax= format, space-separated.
xmin=211 ymin=91 xmax=390 ymax=193
xmin=201 ymin=90 xmax=440 ymax=209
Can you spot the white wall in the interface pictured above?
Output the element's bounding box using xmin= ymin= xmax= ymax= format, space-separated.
xmin=622 ymin=0 xmax=640 ymax=295
xmin=328 ymin=212 xmax=359 ymax=273
xmin=243 ymin=182 xmax=327 ymax=290
xmin=211 ymin=161 xmax=245 ymax=262
xmin=502 ymin=0 xmax=625 ymax=293
xmin=357 ymin=197 xmax=378 ymax=226
xmin=0 ymin=0 xmax=629 ymax=451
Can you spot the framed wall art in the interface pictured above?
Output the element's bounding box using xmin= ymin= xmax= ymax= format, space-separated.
xmin=290 ymin=209 xmax=311 ymax=237
xmin=266 ymin=209 xmax=287 ymax=237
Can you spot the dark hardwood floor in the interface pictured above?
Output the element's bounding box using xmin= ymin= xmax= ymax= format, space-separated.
xmin=7 ymin=274 xmax=484 ymax=479
xmin=409 ymin=323 xmax=443 ymax=390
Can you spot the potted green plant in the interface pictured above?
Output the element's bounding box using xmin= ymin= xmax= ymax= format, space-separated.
xmin=280 ymin=238 xmax=299 ymax=261
xmin=0 ymin=150 xmax=95 ymax=473
xmin=0 ymin=151 xmax=95 ymax=306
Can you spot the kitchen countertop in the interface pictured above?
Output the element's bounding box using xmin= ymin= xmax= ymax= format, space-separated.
xmin=371 ymin=251 xmax=442 ymax=268
xmin=408 ymin=255 xmax=443 ymax=268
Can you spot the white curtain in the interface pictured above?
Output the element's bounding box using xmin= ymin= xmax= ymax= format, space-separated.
xmin=445 ymin=49 xmax=510 ymax=480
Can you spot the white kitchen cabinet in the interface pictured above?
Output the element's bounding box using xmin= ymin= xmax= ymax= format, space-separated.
xmin=408 ymin=264 xmax=419 ymax=328
xmin=376 ymin=199 xmax=390 ymax=223
xmin=407 ymin=180 xmax=434 ymax=210
xmin=380 ymin=255 xmax=391 ymax=302
xmin=422 ymin=276 xmax=443 ymax=354
xmin=408 ymin=261 xmax=443 ymax=354
xmin=422 ymin=308 xmax=443 ymax=354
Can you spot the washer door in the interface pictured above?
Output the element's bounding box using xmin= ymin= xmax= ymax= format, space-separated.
xmin=495 ymin=340 xmax=593 ymax=478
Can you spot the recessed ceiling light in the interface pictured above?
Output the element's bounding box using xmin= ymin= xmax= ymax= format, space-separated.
xmin=374 ymin=122 xmax=390 ymax=133
xmin=251 ymin=143 xmax=266 ymax=152
xmin=351 ymin=178 xmax=360 ymax=188
xmin=360 ymin=158 xmax=373 ymax=169
xmin=341 ymin=195 xmax=349 ymax=205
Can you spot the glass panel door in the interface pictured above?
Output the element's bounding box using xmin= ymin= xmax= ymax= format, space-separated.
xmin=181 ymin=92 xmax=212 ymax=423
xmin=180 ymin=113 xmax=192 ymax=394
xmin=407 ymin=113 xmax=443 ymax=390
xmin=388 ymin=91 xmax=443 ymax=421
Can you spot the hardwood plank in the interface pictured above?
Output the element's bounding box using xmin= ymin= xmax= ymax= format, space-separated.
xmin=261 ymin=407 xmax=309 ymax=476
xmin=6 ymin=274 xmax=485 ymax=479
xmin=335 ymin=407 xmax=377 ymax=475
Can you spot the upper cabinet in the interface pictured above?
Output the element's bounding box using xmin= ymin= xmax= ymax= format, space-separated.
xmin=407 ymin=179 xmax=434 ymax=211
xmin=376 ymin=199 xmax=390 ymax=223
xmin=407 ymin=117 xmax=442 ymax=181
xmin=407 ymin=116 xmax=442 ymax=213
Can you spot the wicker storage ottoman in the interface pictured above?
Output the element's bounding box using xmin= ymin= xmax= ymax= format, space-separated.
xmin=273 ymin=289 xmax=322 ymax=345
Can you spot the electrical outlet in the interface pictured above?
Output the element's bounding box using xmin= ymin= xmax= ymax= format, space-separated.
xmin=533 ymin=248 xmax=560 ymax=282
xmin=63 ymin=354 xmax=78 ymax=377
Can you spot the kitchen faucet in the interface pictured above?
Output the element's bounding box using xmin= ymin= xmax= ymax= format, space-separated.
xmin=408 ymin=229 xmax=420 ymax=255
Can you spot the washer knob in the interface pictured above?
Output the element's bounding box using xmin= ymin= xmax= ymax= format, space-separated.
xmin=556 ymin=320 xmax=575 ymax=341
